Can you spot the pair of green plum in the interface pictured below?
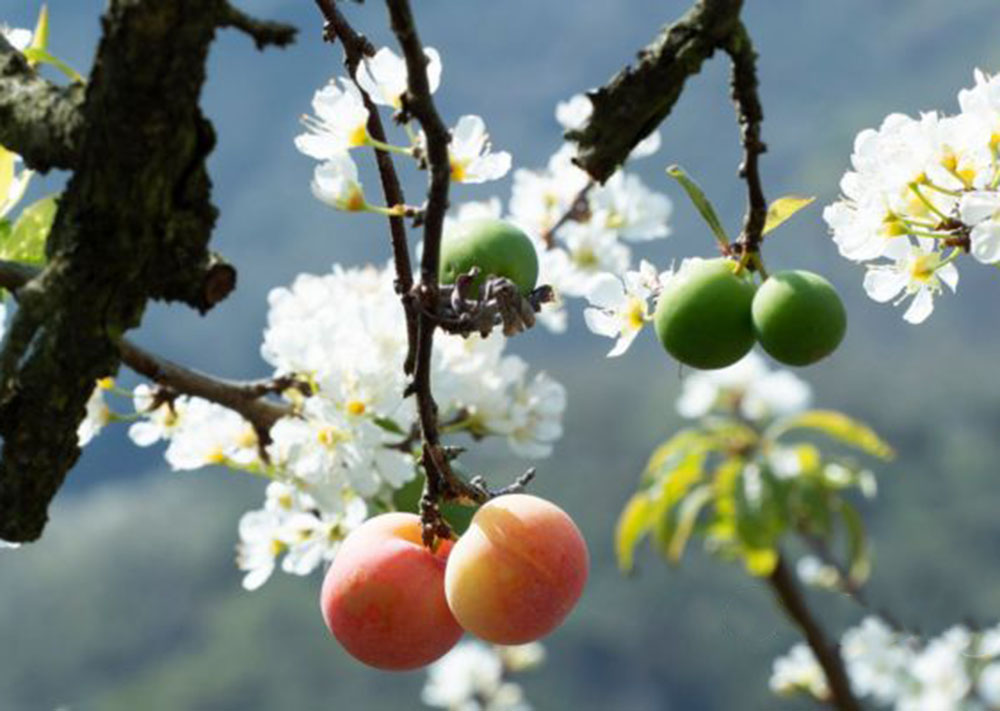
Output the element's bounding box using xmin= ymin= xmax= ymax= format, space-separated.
xmin=654 ymin=258 xmax=846 ymax=369
xmin=439 ymin=219 xmax=846 ymax=369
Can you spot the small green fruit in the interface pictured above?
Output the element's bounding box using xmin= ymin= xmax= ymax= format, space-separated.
xmin=752 ymin=270 xmax=847 ymax=366
xmin=439 ymin=219 xmax=539 ymax=296
xmin=653 ymin=258 xmax=756 ymax=370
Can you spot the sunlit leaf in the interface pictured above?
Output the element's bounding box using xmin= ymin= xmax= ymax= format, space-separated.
xmin=615 ymin=492 xmax=653 ymax=572
xmin=838 ymin=500 xmax=870 ymax=585
xmin=743 ymin=547 xmax=778 ymax=576
xmin=3 ymin=194 xmax=58 ymax=264
xmin=0 ymin=147 xmax=12 ymax=214
xmin=21 ymin=48 xmax=84 ymax=84
xmin=667 ymin=484 xmax=713 ymax=564
xmin=30 ymin=5 xmax=50 ymax=54
xmin=666 ymin=165 xmax=730 ymax=247
xmin=768 ymin=409 xmax=894 ymax=460
xmin=762 ymin=195 xmax=815 ymax=235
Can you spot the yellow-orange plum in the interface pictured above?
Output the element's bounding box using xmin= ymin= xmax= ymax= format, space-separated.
xmin=320 ymin=512 xmax=463 ymax=670
xmin=444 ymin=494 xmax=589 ymax=644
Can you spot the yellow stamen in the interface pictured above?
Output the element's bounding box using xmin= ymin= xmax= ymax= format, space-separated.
xmin=346 ymin=400 xmax=366 ymax=416
xmin=910 ymin=254 xmax=937 ymax=283
xmin=625 ymin=297 xmax=645 ymax=330
xmin=344 ymin=187 xmax=366 ymax=212
xmin=348 ymin=123 xmax=368 ymax=148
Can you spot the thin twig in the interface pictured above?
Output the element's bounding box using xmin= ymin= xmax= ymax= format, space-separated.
xmin=539 ymin=180 xmax=594 ymax=249
xmin=768 ymin=555 xmax=861 ymax=711
xmin=724 ymin=22 xmax=768 ymax=266
xmin=313 ymin=0 xmax=420 ymax=374
xmin=217 ymin=3 xmax=298 ymax=50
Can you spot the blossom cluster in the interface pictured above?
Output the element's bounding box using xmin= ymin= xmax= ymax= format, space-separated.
xmin=771 ymin=616 xmax=1000 ymax=710
xmin=824 ymin=69 xmax=1000 ymax=323
xmin=76 ymin=263 xmax=565 ymax=590
xmin=509 ymin=96 xmax=672 ymax=333
xmin=296 ymin=47 xmax=511 ymax=214
xmin=422 ymin=641 xmax=545 ymax=711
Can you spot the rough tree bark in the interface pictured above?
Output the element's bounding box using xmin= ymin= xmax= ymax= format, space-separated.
xmin=0 ymin=0 xmax=295 ymax=542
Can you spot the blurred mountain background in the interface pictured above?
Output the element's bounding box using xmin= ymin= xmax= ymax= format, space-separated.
xmin=2 ymin=0 xmax=1000 ymax=709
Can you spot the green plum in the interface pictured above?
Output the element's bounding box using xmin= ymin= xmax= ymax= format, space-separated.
xmin=439 ymin=219 xmax=539 ymax=296
xmin=653 ymin=258 xmax=756 ymax=370
xmin=751 ymin=269 xmax=847 ymax=366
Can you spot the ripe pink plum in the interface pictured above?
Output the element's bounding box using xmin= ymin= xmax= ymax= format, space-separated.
xmin=444 ymin=494 xmax=589 ymax=644
xmin=320 ymin=512 xmax=463 ymax=670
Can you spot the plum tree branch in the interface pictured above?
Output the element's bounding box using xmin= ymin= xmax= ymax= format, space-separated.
xmin=566 ymin=0 xmax=744 ymax=182
xmin=0 ymin=0 xmax=294 ymax=543
xmin=768 ymin=555 xmax=861 ymax=711
xmin=313 ymin=2 xmax=539 ymax=547
xmin=724 ymin=22 xmax=768 ymax=266
xmin=0 ymin=34 xmax=84 ymax=172
xmin=313 ymin=0 xmax=419 ymax=375
xmin=0 ymin=259 xmax=295 ymax=444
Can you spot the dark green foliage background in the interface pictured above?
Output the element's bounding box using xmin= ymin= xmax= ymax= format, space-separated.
xmin=2 ymin=0 xmax=1000 ymax=709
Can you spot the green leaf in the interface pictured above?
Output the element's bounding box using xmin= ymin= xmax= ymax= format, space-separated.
xmin=667 ymin=484 xmax=713 ymax=564
xmin=30 ymin=5 xmax=50 ymax=54
xmin=666 ymin=165 xmax=730 ymax=247
xmin=615 ymin=492 xmax=654 ymax=572
xmin=768 ymin=409 xmax=894 ymax=460
xmin=0 ymin=147 xmax=12 ymax=215
xmin=4 ymin=194 xmax=58 ymax=264
xmin=372 ymin=416 xmax=406 ymax=436
xmin=762 ymin=195 xmax=815 ymax=235
xmin=20 ymin=48 xmax=84 ymax=84
xmin=839 ymin=500 xmax=870 ymax=585
xmin=742 ymin=547 xmax=778 ymax=576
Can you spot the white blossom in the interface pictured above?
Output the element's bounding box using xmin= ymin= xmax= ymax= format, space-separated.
xmin=446 ymin=115 xmax=511 ymax=184
xmin=582 ymin=262 xmax=660 ymax=357
xmin=422 ymin=641 xmax=531 ymax=711
xmin=295 ymin=79 xmax=370 ymax=159
xmin=357 ymin=46 xmax=441 ymax=109
xmin=164 ymin=398 xmax=259 ymax=470
xmin=0 ymin=25 xmax=32 ymax=52
xmin=675 ymin=352 xmax=811 ymax=421
xmin=862 ymin=238 xmax=958 ymax=324
xmin=77 ymin=378 xmax=115 ymax=446
xmin=128 ymin=384 xmax=185 ymax=446
xmin=311 ymin=153 xmax=367 ymax=211
xmin=770 ymin=643 xmax=828 ymax=699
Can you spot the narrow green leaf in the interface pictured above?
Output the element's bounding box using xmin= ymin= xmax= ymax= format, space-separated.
xmin=0 ymin=147 xmax=13 ymax=212
xmin=615 ymin=492 xmax=653 ymax=572
xmin=30 ymin=5 xmax=50 ymax=54
xmin=768 ymin=409 xmax=894 ymax=460
xmin=667 ymin=484 xmax=713 ymax=564
xmin=762 ymin=195 xmax=815 ymax=235
xmin=4 ymin=194 xmax=58 ymax=264
xmin=839 ymin=500 xmax=871 ymax=585
xmin=666 ymin=165 xmax=730 ymax=247
xmin=372 ymin=416 xmax=406 ymax=436
xmin=20 ymin=48 xmax=84 ymax=84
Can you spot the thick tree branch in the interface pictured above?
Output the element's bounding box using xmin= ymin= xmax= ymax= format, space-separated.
xmin=0 ymin=0 xmax=293 ymax=543
xmin=0 ymin=259 xmax=294 ymax=447
xmin=768 ymin=556 xmax=861 ymax=711
xmin=0 ymin=35 xmax=84 ymax=172
xmin=566 ymin=0 xmax=744 ymax=182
